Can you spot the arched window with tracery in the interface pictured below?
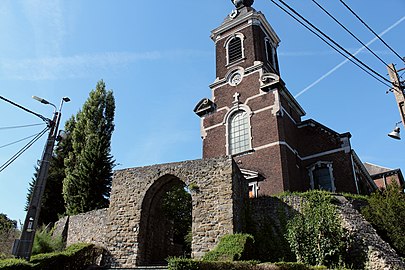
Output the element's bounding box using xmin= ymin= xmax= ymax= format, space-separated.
xmin=229 ymin=110 xmax=251 ymax=155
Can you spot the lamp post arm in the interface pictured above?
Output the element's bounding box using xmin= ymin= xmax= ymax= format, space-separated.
xmin=0 ymin=96 xmax=51 ymax=126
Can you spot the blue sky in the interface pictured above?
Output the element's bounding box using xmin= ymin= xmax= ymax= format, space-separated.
xmin=0 ymin=0 xmax=404 ymax=224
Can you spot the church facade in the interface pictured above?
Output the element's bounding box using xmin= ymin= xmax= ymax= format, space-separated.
xmin=194 ymin=0 xmax=377 ymax=196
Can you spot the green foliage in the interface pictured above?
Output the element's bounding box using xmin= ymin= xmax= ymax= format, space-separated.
xmin=188 ymin=183 xmax=200 ymax=192
xmin=0 ymin=258 xmax=32 ymax=270
xmin=0 ymin=214 xmax=16 ymax=232
xmin=0 ymin=243 xmax=102 ymax=270
xmin=273 ymin=262 xmax=327 ymax=270
xmin=202 ymin=234 xmax=255 ymax=262
xmin=31 ymin=226 xmax=63 ymax=255
xmin=167 ymin=259 xmax=327 ymax=270
xmin=162 ymin=184 xmax=192 ymax=256
xmin=30 ymin=243 xmax=103 ymax=270
xmin=168 ymin=257 xmax=257 ymax=270
xmin=246 ymin=197 xmax=295 ymax=262
xmin=63 ymin=80 xmax=115 ymax=215
xmin=0 ymin=214 xmax=19 ymax=258
xmin=285 ymin=191 xmax=346 ymax=266
xmin=361 ymin=182 xmax=405 ymax=257
xmin=168 ymin=257 xmax=200 ymax=270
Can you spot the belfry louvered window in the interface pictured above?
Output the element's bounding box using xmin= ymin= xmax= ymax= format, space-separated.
xmin=228 ymin=36 xmax=243 ymax=64
xmin=229 ymin=110 xmax=250 ymax=155
xmin=265 ymin=39 xmax=274 ymax=67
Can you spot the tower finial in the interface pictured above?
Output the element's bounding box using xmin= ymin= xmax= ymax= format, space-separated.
xmin=232 ymin=0 xmax=254 ymax=9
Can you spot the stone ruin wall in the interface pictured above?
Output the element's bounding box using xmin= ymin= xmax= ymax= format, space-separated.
xmin=54 ymin=208 xmax=108 ymax=248
xmin=53 ymin=158 xmax=405 ymax=269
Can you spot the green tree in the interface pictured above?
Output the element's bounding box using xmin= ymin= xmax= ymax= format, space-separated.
xmin=0 ymin=213 xmax=18 ymax=257
xmin=63 ymin=80 xmax=115 ymax=215
xmin=25 ymin=117 xmax=75 ymax=225
xmin=362 ymin=182 xmax=405 ymax=257
xmin=162 ymin=184 xmax=192 ymax=256
xmin=286 ymin=192 xmax=345 ymax=266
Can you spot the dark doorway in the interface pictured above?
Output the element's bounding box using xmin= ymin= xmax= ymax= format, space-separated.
xmin=137 ymin=175 xmax=192 ymax=266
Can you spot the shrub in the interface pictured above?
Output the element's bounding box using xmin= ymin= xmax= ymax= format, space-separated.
xmin=247 ymin=197 xmax=295 ymax=262
xmin=168 ymin=258 xmax=257 ymax=270
xmin=0 ymin=259 xmax=32 ymax=270
xmin=31 ymin=226 xmax=64 ymax=255
xmin=361 ymin=182 xmax=405 ymax=257
xmin=168 ymin=257 xmax=200 ymax=270
xmin=30 ymin=243 xmax=103 ymax=270
xmin=202 ymin=234 xmax=255 ymax=262
xmin=285 ymin=191 xmax=346 ymax=266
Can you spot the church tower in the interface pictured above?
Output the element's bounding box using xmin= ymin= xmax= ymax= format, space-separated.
xmin=194 ymin=0 xmax=306 ymax=196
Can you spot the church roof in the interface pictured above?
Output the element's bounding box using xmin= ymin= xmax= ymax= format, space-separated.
xmin=363 ymin=162 xmax=392 ymax=175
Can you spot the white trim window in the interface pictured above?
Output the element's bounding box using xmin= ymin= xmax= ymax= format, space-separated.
xmin=225 ymin=33 xmax=245 ymax=65
xmin=308 ymin=162 xmax=336 ymax=192
xmin=248 ymin=182 xmax=259 ymax=198
xmin=229 ymin=110 xmax=250 ymax=155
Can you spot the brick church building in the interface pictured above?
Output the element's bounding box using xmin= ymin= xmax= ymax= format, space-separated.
xmin=194 ymin=0 xmax=378 ymax=197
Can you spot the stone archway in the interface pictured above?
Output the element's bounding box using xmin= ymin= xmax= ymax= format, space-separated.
xmin=105 ymin=157 xmax=247 ymax=268
xmin=137 ymin=174 xmax=190 ymax=265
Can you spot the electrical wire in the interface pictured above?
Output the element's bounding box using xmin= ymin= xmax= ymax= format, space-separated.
xmin=0 ymin=133 xmax=43 ymax=149
xmin=311 ymin=0 xmax=392 ymax=69
xmin=0 ymin=123 xmax=45 ymax=131
xmin=268 ymin=0 xmax=392 ymax=88
xmin=272 ymin=0 xmax=392 ymax=85
xmin=338 ymin=0 xmax=404 ymax=64
xmin=0 ymin=127 xmax=49 ymax=173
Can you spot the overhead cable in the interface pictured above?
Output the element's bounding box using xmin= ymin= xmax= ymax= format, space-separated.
xmin=0 ymin=123 xmax=45 ymax=131
xmin=339 ymin=0 xmax=404 ymax=64
xmin=272 ymin=0 xmax=392 ymax=85
xmin=268 ymin=0 xmax=392 ymax=88
xmin=0 ymin=133 xmax=43 ymax=149
xmin=0 ymin=127 xmax=49 ymax=173
xmin=311 ymin=0 xmax=392 ymax=70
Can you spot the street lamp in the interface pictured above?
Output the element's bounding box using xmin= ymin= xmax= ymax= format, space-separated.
xmin=12 ymin=96 xmax=70 ymax=260
xmin=388 ymin=122 xmax=401 ymax=140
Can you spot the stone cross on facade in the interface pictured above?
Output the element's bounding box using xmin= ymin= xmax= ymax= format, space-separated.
xmin=233 ymin=92 xmax=240 ymax=104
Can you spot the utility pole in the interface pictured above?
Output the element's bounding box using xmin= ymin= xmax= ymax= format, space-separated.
xmin=10 ymin=96 xmax=70 ymax=260
xmin=387 ymin=64 xmax=405 ymax=128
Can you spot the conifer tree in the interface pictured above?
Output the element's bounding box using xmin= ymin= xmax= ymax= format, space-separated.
xmin=63 ymin=80 xmax=115 ymax=215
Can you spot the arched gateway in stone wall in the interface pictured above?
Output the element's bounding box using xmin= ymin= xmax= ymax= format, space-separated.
xmin=105 ymin=157 xmax=247 ymax=267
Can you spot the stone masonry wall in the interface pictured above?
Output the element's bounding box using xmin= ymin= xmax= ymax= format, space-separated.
xmin=53 ymin=166 xmax=404 ymax=269
xmin=54 ymin=208 xmax=108 ymax=247
xmin=249 ymin=195 xmax=405 ymax=269
xmin=106 ymin=157 xmax=247 ymax=267
xmin=335 ymin=196 xmax=405 ymax=270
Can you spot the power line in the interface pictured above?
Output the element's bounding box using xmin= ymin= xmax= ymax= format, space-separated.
xmin=295 ymin=17 xmax=405 ymax=98
xmin=0 ymin=133 xmax=42 ymax=149
xmin=0 ymin=123 xmax=45 ymax=131
xmin=311 ymin=0 xmax=392 ymax=69
xmin=272 ymin=0 xmax=392 ymax=85
xmin=268 ymin=0 xmax=392 ymax=88
xmin=0 ymin=127 xmax=49 ymax=173
xmin=338 ymin=0 xmax=404 ymax=64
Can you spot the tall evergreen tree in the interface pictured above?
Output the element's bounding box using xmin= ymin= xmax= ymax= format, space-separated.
xmin=63 ymin=80 xmax=115 ymax=215
xmin=25 ymin=117 xmax=75 ymax=225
